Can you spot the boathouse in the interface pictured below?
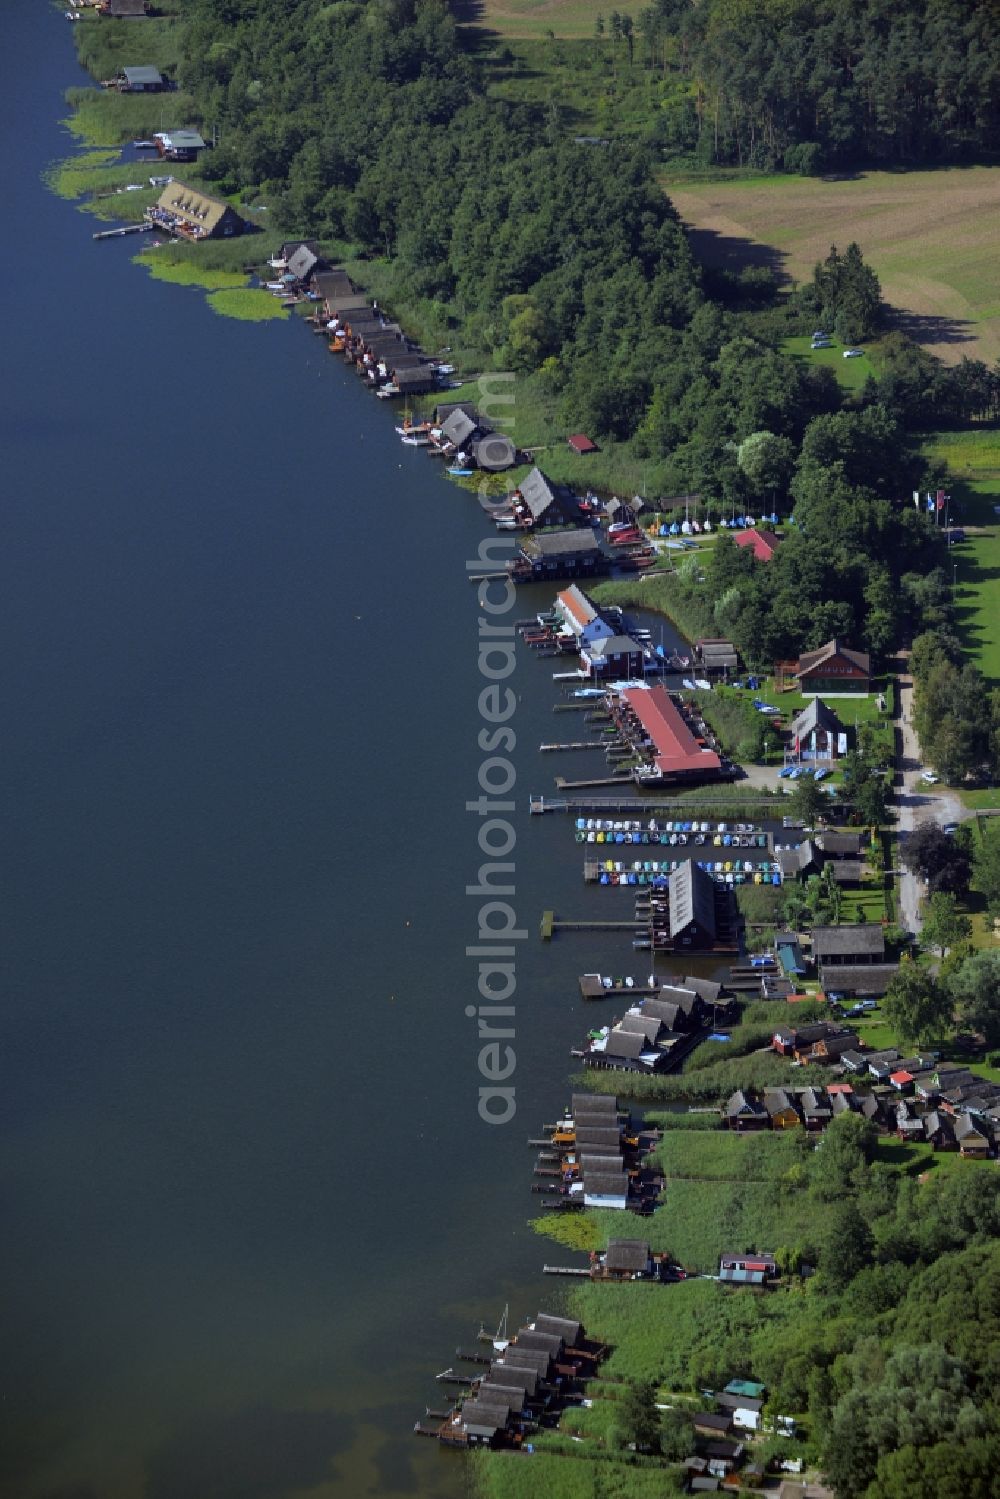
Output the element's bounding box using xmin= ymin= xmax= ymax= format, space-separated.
xmin=668 ymin=860 xmax=717 ymax=947
xmin=580 ymin=634 xmax=645 ymax=681
xmin=516 ymin=530 xmax=606 ymax=581
xmin=512 ymin=468 xmax=581 ymax=529
xmin=474 ymin=432 xmax=518 ymax=472
xmin=146 ymin=183 xmax=244 ymax=240
xmin=618 ymin=685 xmax=722 ymax=779
xmin=553 ymin=586 xmax=615 ymax=646
xmin=285 ymin=243 xmax=319 ymax=281
xmin=695 ymin=639 xmax=739 ymax=676
xmin=724 ymin=1091 xmax=769 ymax=1131
xmin=599 ymin=1239 xmax=653 ymax=1279
xmin=393 ymin=365 xmax=439 ymax=396
xmin=606 ymin=496 xmax=646 ymax=528
xmin=101 ymin=0 xmax=150 ymax=16
xmin=118 ymin=65 xmax=163 ymax=91
xmin=793 ymin=639 xmax=871 ymax=695
xmin=438 ymin=408 xmax=479 ymax=452
xmin=153 ymin=129 xmax=206 ymax=161
xmin=582 ymin=1173 xmax=629 ymax=1210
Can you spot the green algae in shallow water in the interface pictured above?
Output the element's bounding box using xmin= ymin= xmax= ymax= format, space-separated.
xmin=45 ymin=149 xmax=125 ymax=201
xmin=134 ymin=255 xmax=249 ymax=292
xmin=206 ymin=289 xmax=289 ymax=322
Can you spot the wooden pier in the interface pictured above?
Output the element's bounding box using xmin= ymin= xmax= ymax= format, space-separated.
xmin=555 ymin=774 xmax=636 ymax=790
xmin=540 ymin=741 xmax=607 ymax=752
xmin=541 ymin=912 xmax=645 ymax=940
xmin=93 ymin=223 xmax=156 ymax=241
xmin=543 ymin=1265 xmax=591 ymax=1276
xmin=530 ymin=794 xmax=784 ymax=815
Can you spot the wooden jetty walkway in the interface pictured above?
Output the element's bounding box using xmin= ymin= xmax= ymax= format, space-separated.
xmin=93 ymin=223 xmax=155 ymax=241
xmin=531 ymin=794 xmax=784 ymax=815
xmin=543 ymin=1265 xmax=591 ymax=1276
xmin=555 ymin=774 xmax=636 ymax=790
xmin=541 ymin=911 xmax=644 ymax=939
xmin=540 ymin=741 xmax=606 ymax=752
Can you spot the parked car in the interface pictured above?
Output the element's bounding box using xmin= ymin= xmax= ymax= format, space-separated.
xmin=921 ymin=770 xmax=940 ymax=783
xmin=843 ymin=348 xmax=864 ymax=357
xmin=943 ymin=822 xmax=959 ymax=835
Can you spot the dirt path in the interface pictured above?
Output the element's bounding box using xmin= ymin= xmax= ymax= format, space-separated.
xmin=895 ymin=676 xmax=969 ymax=936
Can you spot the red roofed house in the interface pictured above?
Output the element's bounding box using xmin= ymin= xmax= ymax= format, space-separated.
xmin=617 ymin=686 xmax=722 ymax=779
xmin=889 ymin=1070 xmax=915 ymax=1092
xmin=567 ymin=433 xmax=599 ymax=455
xmin=734 ymin=527 xmax=781 ymax=563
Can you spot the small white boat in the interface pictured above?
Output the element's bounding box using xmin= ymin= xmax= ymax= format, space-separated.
xmin=400 ymin=434 xmax=430 ymax=446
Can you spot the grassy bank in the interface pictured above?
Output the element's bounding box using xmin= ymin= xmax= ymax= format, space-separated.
xmin=571 ymin=1053 xmax=835 ymax=1102
xmin=590 ymin=573 xmax=715 ymax=645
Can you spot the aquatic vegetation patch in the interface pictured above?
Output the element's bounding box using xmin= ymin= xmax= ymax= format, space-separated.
xmin=135 ymin=255 xmax=249 ymax=292
xmin=205 ymin=289 xmax=289 ymax=322
xmin=45 ymin=149 xmax=126 ymax=201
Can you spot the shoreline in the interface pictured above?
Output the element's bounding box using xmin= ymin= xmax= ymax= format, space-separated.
xmin=48 ymin=14 xmax=1000 ymax=1499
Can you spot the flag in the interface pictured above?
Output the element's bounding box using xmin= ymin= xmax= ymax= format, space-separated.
xmin=913 ymin=490 xmax=920 ymax=509
xmin=936 ymin=489 xmax=946 ymax=510
xmin=926 ymin=494 xmax=935 ymax=512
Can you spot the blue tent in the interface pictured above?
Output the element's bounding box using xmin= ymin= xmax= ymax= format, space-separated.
xmin=669 ymin=522 xmax=680 ymax=535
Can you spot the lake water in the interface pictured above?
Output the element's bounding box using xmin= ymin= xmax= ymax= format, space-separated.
xmin=0 ymin=10 xmax=695 ymax=1499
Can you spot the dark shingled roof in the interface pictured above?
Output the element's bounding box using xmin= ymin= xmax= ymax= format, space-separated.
xmin=573 ymin=1126 xmax=623 ymax=1150
xmin=580 ymin=1155 xmax=626 ymax=1177
xmin=475 ymin=432 xmax=518 ymax=471
xmin=583 ymin=1174 xmax=630 ymax=1200
xmin=821 ymin=963 xmax=898 ymax=996
xmin=458 ymin=1399 xmax=512 ymax=1434
xmin=812 ymin=924 xmax=885 ymax=959
xmin=679 ymin=974 xmax=722 ymax=1002
xmin=483 ymin=1364 xmax=538 ymax=1395
xmin=534 ymin=1313 xmax=583 ymax=1345
xmin=604 ymin=1026 xmax=651 ymax=1059
xmin=497 ymin=1348 xmax=551 ymax=1375
xmin=572 ymin=1092 xmax=618 ymax=1115
xmin=604 ymin=1238 xmax=650 ymax=1272
xmin=512 ymin=1329 xmax=564 ymax=1355
xmin=521 ymin=529 xmax=600 ymax=559
xmin=640 ymin=999 xmax=682 ymax=1030
xmin=616 ymin=1012 xmax=665 ymax=1043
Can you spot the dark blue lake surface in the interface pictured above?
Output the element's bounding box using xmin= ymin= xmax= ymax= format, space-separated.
xmin=0 ymin=10 xmax=698 ymax=1499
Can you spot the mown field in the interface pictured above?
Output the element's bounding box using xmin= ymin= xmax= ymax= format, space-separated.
xmin=458 ymin=0 xmax=615 ymax=39
xmin=664 ymin=167 xmax=1000 ymax=365
xmin=782 ymin=334 xmax=876 ymax=393
xmin=922 ymin=429 xmax=1000 ymax=685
